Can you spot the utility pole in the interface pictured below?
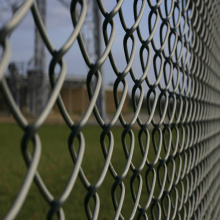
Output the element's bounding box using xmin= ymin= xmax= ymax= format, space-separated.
xmin=92 ymin=2 xmax=106 ymax=120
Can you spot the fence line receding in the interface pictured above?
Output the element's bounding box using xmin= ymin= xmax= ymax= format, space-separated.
xmin=1 ymin=0 xmax=220 ymax=219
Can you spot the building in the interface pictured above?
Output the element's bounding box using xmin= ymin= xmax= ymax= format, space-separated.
xmin=0 ymin=63 xmax=129 ymax=115
xmin=54 ymin=77 xmax=129 ymax=115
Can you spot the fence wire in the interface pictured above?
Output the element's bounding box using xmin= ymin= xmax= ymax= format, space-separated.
xmin=1 ymin=0 xmax=220 ymax=219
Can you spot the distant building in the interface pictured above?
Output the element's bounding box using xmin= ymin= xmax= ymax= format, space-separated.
xmin=53 ymin=77 xmax=129 ymax=114
xmin=0 ymin=69 xmax=129 ymax=115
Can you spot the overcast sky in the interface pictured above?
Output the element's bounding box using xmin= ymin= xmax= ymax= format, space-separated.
xmin=3 ymin=0 xmax=168 ymax=93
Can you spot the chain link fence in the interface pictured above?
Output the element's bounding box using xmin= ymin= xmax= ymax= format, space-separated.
xmin=1 ymin=0 xmax=220 ymax=219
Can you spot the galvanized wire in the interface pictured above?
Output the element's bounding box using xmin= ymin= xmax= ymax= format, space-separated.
xmin=1 ymin=0 xmax=220 ymax=219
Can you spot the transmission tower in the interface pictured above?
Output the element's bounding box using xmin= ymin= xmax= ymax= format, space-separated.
xmin=0 ymin=0 xmax=106 ymax=118
xmin=28 ymin=0 xmax=47 ymax=116
xmin=58 ymin=0 xmax=106 ymax=120
xmin=0 ymin=0 xmax=23 ymax=25
xmin=0 ymin=0 xmax=47 ymax=116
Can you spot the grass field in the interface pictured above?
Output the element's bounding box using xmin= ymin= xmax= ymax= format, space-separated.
xmin=0 ymin=122 xmax=169 ymax=219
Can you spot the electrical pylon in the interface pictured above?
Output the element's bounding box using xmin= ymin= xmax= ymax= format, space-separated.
xmin=0 ymin=0 xmax=47 ymax=116
xmin=31 ymin=0 xmax=47 ymax=115
xmin=0 ymin=0 xmax=106 ymax=119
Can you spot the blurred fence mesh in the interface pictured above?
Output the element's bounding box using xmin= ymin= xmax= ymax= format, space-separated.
xmin=1 ymin=0 xmax=220 ymax=219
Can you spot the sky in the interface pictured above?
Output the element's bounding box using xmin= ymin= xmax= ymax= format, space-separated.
xmin=1 ymin=0 xmax=174 ymax=94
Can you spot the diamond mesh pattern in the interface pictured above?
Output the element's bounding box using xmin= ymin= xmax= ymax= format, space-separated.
xmin=1 ymin=0 xmax=220 ymax=219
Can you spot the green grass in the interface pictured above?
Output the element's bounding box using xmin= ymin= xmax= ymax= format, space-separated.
xmin=0 ymin=123 xmax=181 ymax=219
